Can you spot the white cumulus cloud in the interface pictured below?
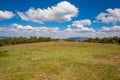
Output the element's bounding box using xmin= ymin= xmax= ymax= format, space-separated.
xmin=96 ymin=8 xmax=120 ymax=25
xmin=0 ymin=22 xmax=95 ymax=38
xmin=72 ymin=19 xmax=91 ymax=28
xmin=99 ymin=26 xmax=120 ymax=32
xmin=0 ymin=10 xmax=15 ymax=20
xmin=17 ymin=1 xmax=78 ymax=23
xmin=0 ymin=23 xmax=60 ymax=38
xmin=0 ymin=23 xmax=120 ymax=38
xmin=70 ymin=19 xmax=95 ymax=33
xmin=98 ymin=26 xmax=120 ymax=37
xmin=65 ymin=25 xmax=73 ymax=32
xmin=74 ymin=27 xmax=95 ymax=33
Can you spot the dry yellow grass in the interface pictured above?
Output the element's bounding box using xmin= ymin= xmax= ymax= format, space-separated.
xmin=0 ymin=41 xmax=120 ymax=80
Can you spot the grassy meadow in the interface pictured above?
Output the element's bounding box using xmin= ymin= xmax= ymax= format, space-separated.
xmin=0 ymin=41 xmax=120 ymax=80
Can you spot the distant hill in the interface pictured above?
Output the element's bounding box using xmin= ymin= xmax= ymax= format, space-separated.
xmin=66 ymin=37 xmax=88 ymax=41
xmin=0 ymin=36 xmax=13 ymax=39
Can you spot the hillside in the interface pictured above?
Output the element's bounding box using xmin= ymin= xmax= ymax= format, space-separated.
xmin=66 ymin=37 xmax=88 ymax=41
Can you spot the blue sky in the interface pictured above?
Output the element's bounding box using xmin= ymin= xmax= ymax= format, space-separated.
xmin=0 ymin=0 xmax=120 ymax=38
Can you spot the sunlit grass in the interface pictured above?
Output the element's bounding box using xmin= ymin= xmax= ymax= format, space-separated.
xmin=0 ymin=41 xmax=120 ymax=80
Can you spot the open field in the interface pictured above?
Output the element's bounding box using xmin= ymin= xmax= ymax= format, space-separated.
xmin=0 ymin=41 xmax=120 ymax=80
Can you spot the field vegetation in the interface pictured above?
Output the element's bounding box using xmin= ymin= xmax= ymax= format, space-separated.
xmin=0 ymin=36 xmax=120 ymax=47
xmin=0 ymin=41 xmax=120 ymax=80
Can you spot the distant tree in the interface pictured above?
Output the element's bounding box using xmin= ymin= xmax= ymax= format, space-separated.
xmin=0 ymin=36 xmax=56 ymax=47
xmin=28 ymin=36 xmax=37 ymax=43
xmin=118 ymin=37 xmax=120 ymax=43
xmin=0 ymin=41 xmax=4 ymax=46
xmin=111 ymin=39 xmax=117 ymax=44
xmin=84 ymin=36 xmax=120 ymax=44
xmin=101 ymin=38 xmax=108 ymax=43
xmin=85 ymin=38 xmax=94 ymax=42
xmin=94 ymin=37 xmax=100 ymax=43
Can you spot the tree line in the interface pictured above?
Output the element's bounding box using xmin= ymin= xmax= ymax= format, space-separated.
xmin=0 ymin=36 xmax=56 ymax=46
xmin=0 ymin=36 xmax=120 ymax=46
xmin=84 ymin=36 xmax=120 ymax=44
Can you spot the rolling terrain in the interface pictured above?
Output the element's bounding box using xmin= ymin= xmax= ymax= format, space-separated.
xmin=0 ymin=41 xmax=120 ymax=80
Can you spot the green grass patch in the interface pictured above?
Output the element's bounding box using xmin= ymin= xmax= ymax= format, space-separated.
xmin=0 ymin=42 xmax=120 ymax=80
